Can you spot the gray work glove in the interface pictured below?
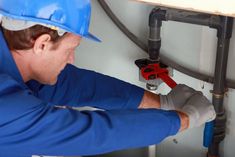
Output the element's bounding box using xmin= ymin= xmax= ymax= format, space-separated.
xmin=182 ymin=93 xmax=216 ymax=128
xmin=160 ymin=84 xmax=199 ymax=110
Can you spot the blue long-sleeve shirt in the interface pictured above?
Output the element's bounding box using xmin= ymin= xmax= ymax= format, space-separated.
xmin=0 ymin=29 xmax=180 ymax=157
xmin=26 ymin=64 xmax=144 ymax=110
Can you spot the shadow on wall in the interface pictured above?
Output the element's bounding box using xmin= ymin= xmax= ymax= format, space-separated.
xmin=85 ymin=147 xmax=149 ymax=157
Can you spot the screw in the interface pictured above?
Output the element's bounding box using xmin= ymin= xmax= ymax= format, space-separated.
xmin=173 ymin=139 xmax=178 ymax=144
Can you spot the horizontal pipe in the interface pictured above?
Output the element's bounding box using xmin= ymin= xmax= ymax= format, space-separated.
xmin=166 ymin=11 xmax=221 ymax=29
xmin=97 ymin=0 xmax=235 ymax=89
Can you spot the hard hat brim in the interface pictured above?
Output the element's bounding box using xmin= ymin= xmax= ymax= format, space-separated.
xmin=85 ymin=33 xmax=101 ymax=42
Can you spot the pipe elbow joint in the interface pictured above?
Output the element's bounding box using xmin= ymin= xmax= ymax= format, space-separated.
xmin=149 ymin=8 xmax=167 ymax=27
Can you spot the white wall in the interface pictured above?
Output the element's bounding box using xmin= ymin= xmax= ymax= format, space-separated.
xmin=75 ymin=0 xmax=235 ymax=157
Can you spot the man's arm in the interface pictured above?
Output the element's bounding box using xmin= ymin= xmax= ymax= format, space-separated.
xmin=29 ymin=64 xmax=195 ymax=114
xmin=138 ymin=91 xmax=189 ymax=131
xmin=138 ymin=91 xmax=161 ymax=109
xmin=27 ymin=65 xmax=193 ymax=111
xmin=1 ymin=75 xmax=183 ymax=156
xmin=1 ymin=107 xmax=182 ymax=156
xmin=177 ymin=111 xmax=189 ymax=131
xmin=27 ymin=64 xmax=144 ymax=110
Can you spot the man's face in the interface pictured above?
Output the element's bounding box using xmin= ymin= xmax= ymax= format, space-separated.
xmin=33 ymin=33 xmax=81 ymax=85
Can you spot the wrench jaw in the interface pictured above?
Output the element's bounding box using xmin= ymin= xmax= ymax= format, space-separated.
xmin=135 ymin=59 xmax=175 ymax=90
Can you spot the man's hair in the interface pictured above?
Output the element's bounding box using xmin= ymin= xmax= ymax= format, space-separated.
xmin=2 ymin=25 xmax=61 ymax=50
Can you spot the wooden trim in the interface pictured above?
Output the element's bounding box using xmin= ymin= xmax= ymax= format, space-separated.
xmin=132 ymin=0 xmax=235 ymax=17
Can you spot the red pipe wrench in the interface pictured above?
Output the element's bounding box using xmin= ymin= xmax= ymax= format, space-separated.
xmin=140 ymin=63 xmax=177 ymax=89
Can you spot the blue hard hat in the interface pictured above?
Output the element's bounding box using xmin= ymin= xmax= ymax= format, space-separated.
xmin=0 ymin=0 xmax=101 ymax=42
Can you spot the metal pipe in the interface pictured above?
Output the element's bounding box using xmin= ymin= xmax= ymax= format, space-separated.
xmin=148 ymin=8 xmax=165 ymax=61
xmin=165 ymin=9 xmax=221 ymax=28
xmin=98 ymin=1 xmax=234 ymax=154
xmin=208 ymin=16 xmax=233 ymax=157
xmin=148 ymin=7 xmax=234 ymax=157
xmin=97 ymin=0 xmax=235 ymax=89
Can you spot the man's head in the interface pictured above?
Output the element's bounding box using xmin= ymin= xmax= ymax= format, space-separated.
xmin=0 ymin=0 xmax=100 ymax=85
xmin=2 ymin=25 xmax=81 ymax=85
xmin=3 ymin=25 xmax=61 ymax=50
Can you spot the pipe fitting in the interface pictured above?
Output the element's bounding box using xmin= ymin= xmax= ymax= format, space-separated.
xmin=149 ymin=8 xmax=167 ymax=27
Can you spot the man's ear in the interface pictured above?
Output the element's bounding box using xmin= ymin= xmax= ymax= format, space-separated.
xmin=33 ymin=34 xmax=51 ymax=55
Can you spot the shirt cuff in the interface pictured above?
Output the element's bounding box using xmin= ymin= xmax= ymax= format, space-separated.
xmin=165 ymin=111 xmax=181 ymax=135
xmin=125 ymin=85 xmax=145 ymax=109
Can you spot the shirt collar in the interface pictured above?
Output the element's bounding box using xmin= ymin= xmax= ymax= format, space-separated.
xmin=0 ymin=29 xmax=27 ymax=88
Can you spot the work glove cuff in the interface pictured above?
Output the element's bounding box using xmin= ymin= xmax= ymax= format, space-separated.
xmin=182 ymin=94 xmax=216 ymax=129
xmin=159 ymin=94 xmax=175 ymax=110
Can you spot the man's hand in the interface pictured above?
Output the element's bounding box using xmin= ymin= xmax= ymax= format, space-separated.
xmin=139 ymin=84 xmax=197 ymax=109
xmin=181 ymin=93 xmax=216 ymax=128
xmin=160 ymin=84 xmax=198 ymax=110
xmin=139 ymin=84 xmax=216 ymax=130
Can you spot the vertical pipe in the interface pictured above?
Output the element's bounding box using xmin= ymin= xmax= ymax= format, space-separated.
xmin=148 ymin=8 xmax=166 ymax=61
xmin=147 ymin=9 xmax=166 ymax=90
xmin=149 ymin=26 xmax=161 ymax=61
xmin=148 ymin=8 xmax=233 ymax=156
xmin=208 ymin=16 xmax=233 ymax=157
